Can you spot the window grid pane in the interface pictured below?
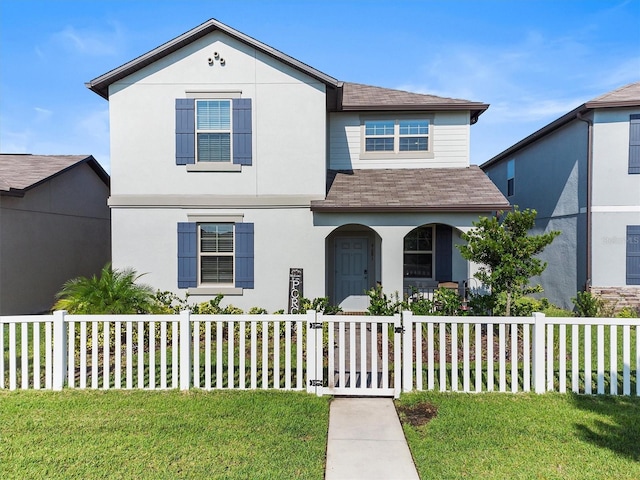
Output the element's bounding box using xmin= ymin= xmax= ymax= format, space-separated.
xmin=399 ymin=137 xmax=428 ymax=151
xmin=399 ymin=120 xmax=428 ymax=135
xmin=403 ymin=226 xmax=433 ymax=278
xmin=201 ymin=257 xmax=233 ymax=283
xmin=198 ymin=133 xmax=231 ymax=162
xmin=365 ymin=120 xmax=395 ymax=136
xmin=197 ymin=100 xmax=231 ymax=130
xmin=366 ymin=137 xmax=394 ymax=151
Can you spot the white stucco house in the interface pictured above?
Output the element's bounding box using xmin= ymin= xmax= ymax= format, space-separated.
xmin=482 ymin=82 xmax=640 ymax=311
xmin=87 ymin=19 xmax=509 ymax=312
xmin=0 ymin=154 xmax=111 ymax=314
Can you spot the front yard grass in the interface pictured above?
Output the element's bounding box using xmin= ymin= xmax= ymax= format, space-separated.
xmin=0 ymin=389 xmax=329 ymax=479
xmin=397 ymin=391 xmax=640 ymax=479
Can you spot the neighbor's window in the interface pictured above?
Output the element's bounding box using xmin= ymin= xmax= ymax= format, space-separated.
xmin=199 ymin=223 xmax=234 ymax=284
xmin=507 ymin=159 xmax=515 ymax=197
xmin=196 ymin=100 xmax=231 ymax=162
xmin=364 ymin=118 xmax=430 ymax=154
xmin=403 ymin=225 xmax=434 ymax=279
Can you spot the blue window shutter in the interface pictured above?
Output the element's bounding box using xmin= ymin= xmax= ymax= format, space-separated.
xmin=629 ymin=114 xmax=640 ymax=174
xmin=435 ymin=224 xmax=452 ymax=282
xmin=177 ymin=222 xmax=197 ymax=288
xmin=627 ymin=225 xmax=640 ymax=285
xmin=232 ymin=98 xmax=252 ymax=166
xmin=176 ymin=99 xmax=195 ymax=165
xmin=235 ymin=222 xmax=254 ymax=289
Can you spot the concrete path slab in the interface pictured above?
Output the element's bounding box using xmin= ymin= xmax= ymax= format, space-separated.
xmin=325 ymin=398 xmax=420 ymax=480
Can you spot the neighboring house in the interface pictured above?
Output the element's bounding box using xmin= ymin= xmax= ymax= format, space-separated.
xmin=86 ymin=18 xmax=508 ymax=312
xmin=482 ymin=82 xmax=640 ymax=311
xmin=0 ymin=154 xmax=111 ymax=315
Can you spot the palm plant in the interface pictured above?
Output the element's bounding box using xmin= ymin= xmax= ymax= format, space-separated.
xmin=53 ymin=264 xmax=158 ymax=314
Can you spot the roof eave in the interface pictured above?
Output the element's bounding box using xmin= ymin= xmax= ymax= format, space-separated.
xmin=339 ymin=104 xmax=488 ymax=125
xmin=87 ymin=18 xmax=338 ymax=100
xmin=310 ymin=203 xmax=510 ymax=213
xmin=585 ymin=99 xmax=640 ymax=109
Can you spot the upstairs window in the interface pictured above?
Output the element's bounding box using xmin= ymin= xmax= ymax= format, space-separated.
xmin=363 ymin=118 xmax=430 ymax=156
xmin=630 ymin=114 xmax=640 ymax=174
xmin=507 ymin=159 xmax=515 ymax=196
xmin=196 ymin=100 xmax=231 ymax=163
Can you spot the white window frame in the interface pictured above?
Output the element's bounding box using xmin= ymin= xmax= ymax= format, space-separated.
xmin=403 ymin=225 xmax=435 ymax=280
xmin=195 ymin=99 xmax=233 ymax=164
xmin=361 ymin=115 xmax=434 ymax=160
xmin=197 ymin=222 xmax=235 ymax=287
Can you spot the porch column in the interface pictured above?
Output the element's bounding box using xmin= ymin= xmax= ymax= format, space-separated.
xmin=379 ymin=228 xmax=404 ymax=296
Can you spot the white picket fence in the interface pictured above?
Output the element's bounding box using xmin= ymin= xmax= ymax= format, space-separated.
xmin=1 ymin=310 xmax=639 ymax=397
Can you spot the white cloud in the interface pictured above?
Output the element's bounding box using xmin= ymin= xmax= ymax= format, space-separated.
xmin=50 ymin=21 xmax=125 ymax=57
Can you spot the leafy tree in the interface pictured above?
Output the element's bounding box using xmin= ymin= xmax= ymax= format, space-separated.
xmin=53 ymin=263 xmax=159 ymax=314
xmin=457 ymin=207 xmax=560 ymax=316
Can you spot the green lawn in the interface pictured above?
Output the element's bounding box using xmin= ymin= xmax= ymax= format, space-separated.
xmin=0 ymin=389 xmax=329 ymax=479
xmin=397 ymin=391 xmax=640 ymax=479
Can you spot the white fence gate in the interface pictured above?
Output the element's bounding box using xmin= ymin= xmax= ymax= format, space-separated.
xmin=306 ymin=314 xmax=402 ymax=398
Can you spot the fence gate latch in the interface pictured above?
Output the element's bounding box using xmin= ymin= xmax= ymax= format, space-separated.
xmin=394 ymin=326 xmax=404 ymax=334
xmin=310 ymin=323 xmax=323 ymax=329
xmin=309 ymin=380 xmax=323 ymax=387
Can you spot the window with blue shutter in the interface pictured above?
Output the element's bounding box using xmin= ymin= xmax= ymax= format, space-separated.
xmin=435 ymin=224 xmax=453 ymax=281
xmin=175 ymin=97 xmax=252 ymax=167
xmin=176 ymin=99 xmax=195 ymax=165
xmin=627 ymin=226 xmax=640 ymax=285
xmin=177 ymin=223 xmax=197 ymax=287
xmin=232 ymin=98 xmax=252 ymax=166
xmin=629 ymin=114 xmax=640 ymax=174
xmin=177 ymin=221 xmax=254 ymax=290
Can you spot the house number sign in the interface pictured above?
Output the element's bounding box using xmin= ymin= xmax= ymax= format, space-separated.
xmin=288 ymin=268 xmax=304 ymax=314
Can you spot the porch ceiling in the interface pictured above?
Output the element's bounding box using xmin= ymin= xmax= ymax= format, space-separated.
xmin=310 ymin=166 xmax=510 ymax=213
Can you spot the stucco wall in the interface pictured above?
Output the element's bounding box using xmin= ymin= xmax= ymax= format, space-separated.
xmin=108 ymin=31 xmax=327 ymax=198
xmin=483 ymin=120 xmax=588 ymax=308
xmin=0 ymin=164 xmax=111 ymax=314
xmin=112 ymin=207 xmax=325 ymax=313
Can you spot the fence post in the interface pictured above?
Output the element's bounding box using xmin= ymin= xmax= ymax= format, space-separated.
xmin=532 ymin=312 xmax=546 ymax=394
xmin=179 ymin=310 xmax=191 ymax=390
xmin=402 ymin=311 xmax=413 ymax=393
xmin=52 ymin=310 xmax=67 ymax=391
xmin=306 ymin=310 xmax=319 ymax=395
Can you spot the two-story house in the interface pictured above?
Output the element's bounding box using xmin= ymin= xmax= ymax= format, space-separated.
xmin=87 ymin=19 xmax=509 ymax=312
xmin=482 ymin=82 xmax=640 ymax=311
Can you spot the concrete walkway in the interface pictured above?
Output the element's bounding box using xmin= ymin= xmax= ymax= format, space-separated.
xmin=325 ymin=398 xmax=420 ymax=480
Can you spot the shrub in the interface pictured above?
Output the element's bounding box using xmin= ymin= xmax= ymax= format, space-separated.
xmin=616 ymin=306 xmax=639 ymax=318
xmin=366 ymin=285 xmax=406 ymax=316
xmin=572 ymin=291 xmax=604 ymax=317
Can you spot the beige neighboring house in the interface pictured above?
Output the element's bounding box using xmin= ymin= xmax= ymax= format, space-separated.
xmin=0 ymin=154 xmax=111 ymax=315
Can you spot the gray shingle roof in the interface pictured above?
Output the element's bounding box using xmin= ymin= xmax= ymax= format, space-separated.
xmin=340 ymin=82 xmax=489 ymax=122
xmin=0 ymin=154 xmax=109 ymax=195
xmin=310 ymin=166 xmax=510 ymax=212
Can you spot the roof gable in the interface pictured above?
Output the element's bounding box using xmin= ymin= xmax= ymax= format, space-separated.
xmin=87 ymin=18 xmax=338 ymax=100
xmin=0 ymin=154 xmax=109 ymax=196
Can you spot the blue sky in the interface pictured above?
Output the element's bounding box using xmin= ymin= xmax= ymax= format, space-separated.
xmin=1 ymin=0 xmax=639 ymax=172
